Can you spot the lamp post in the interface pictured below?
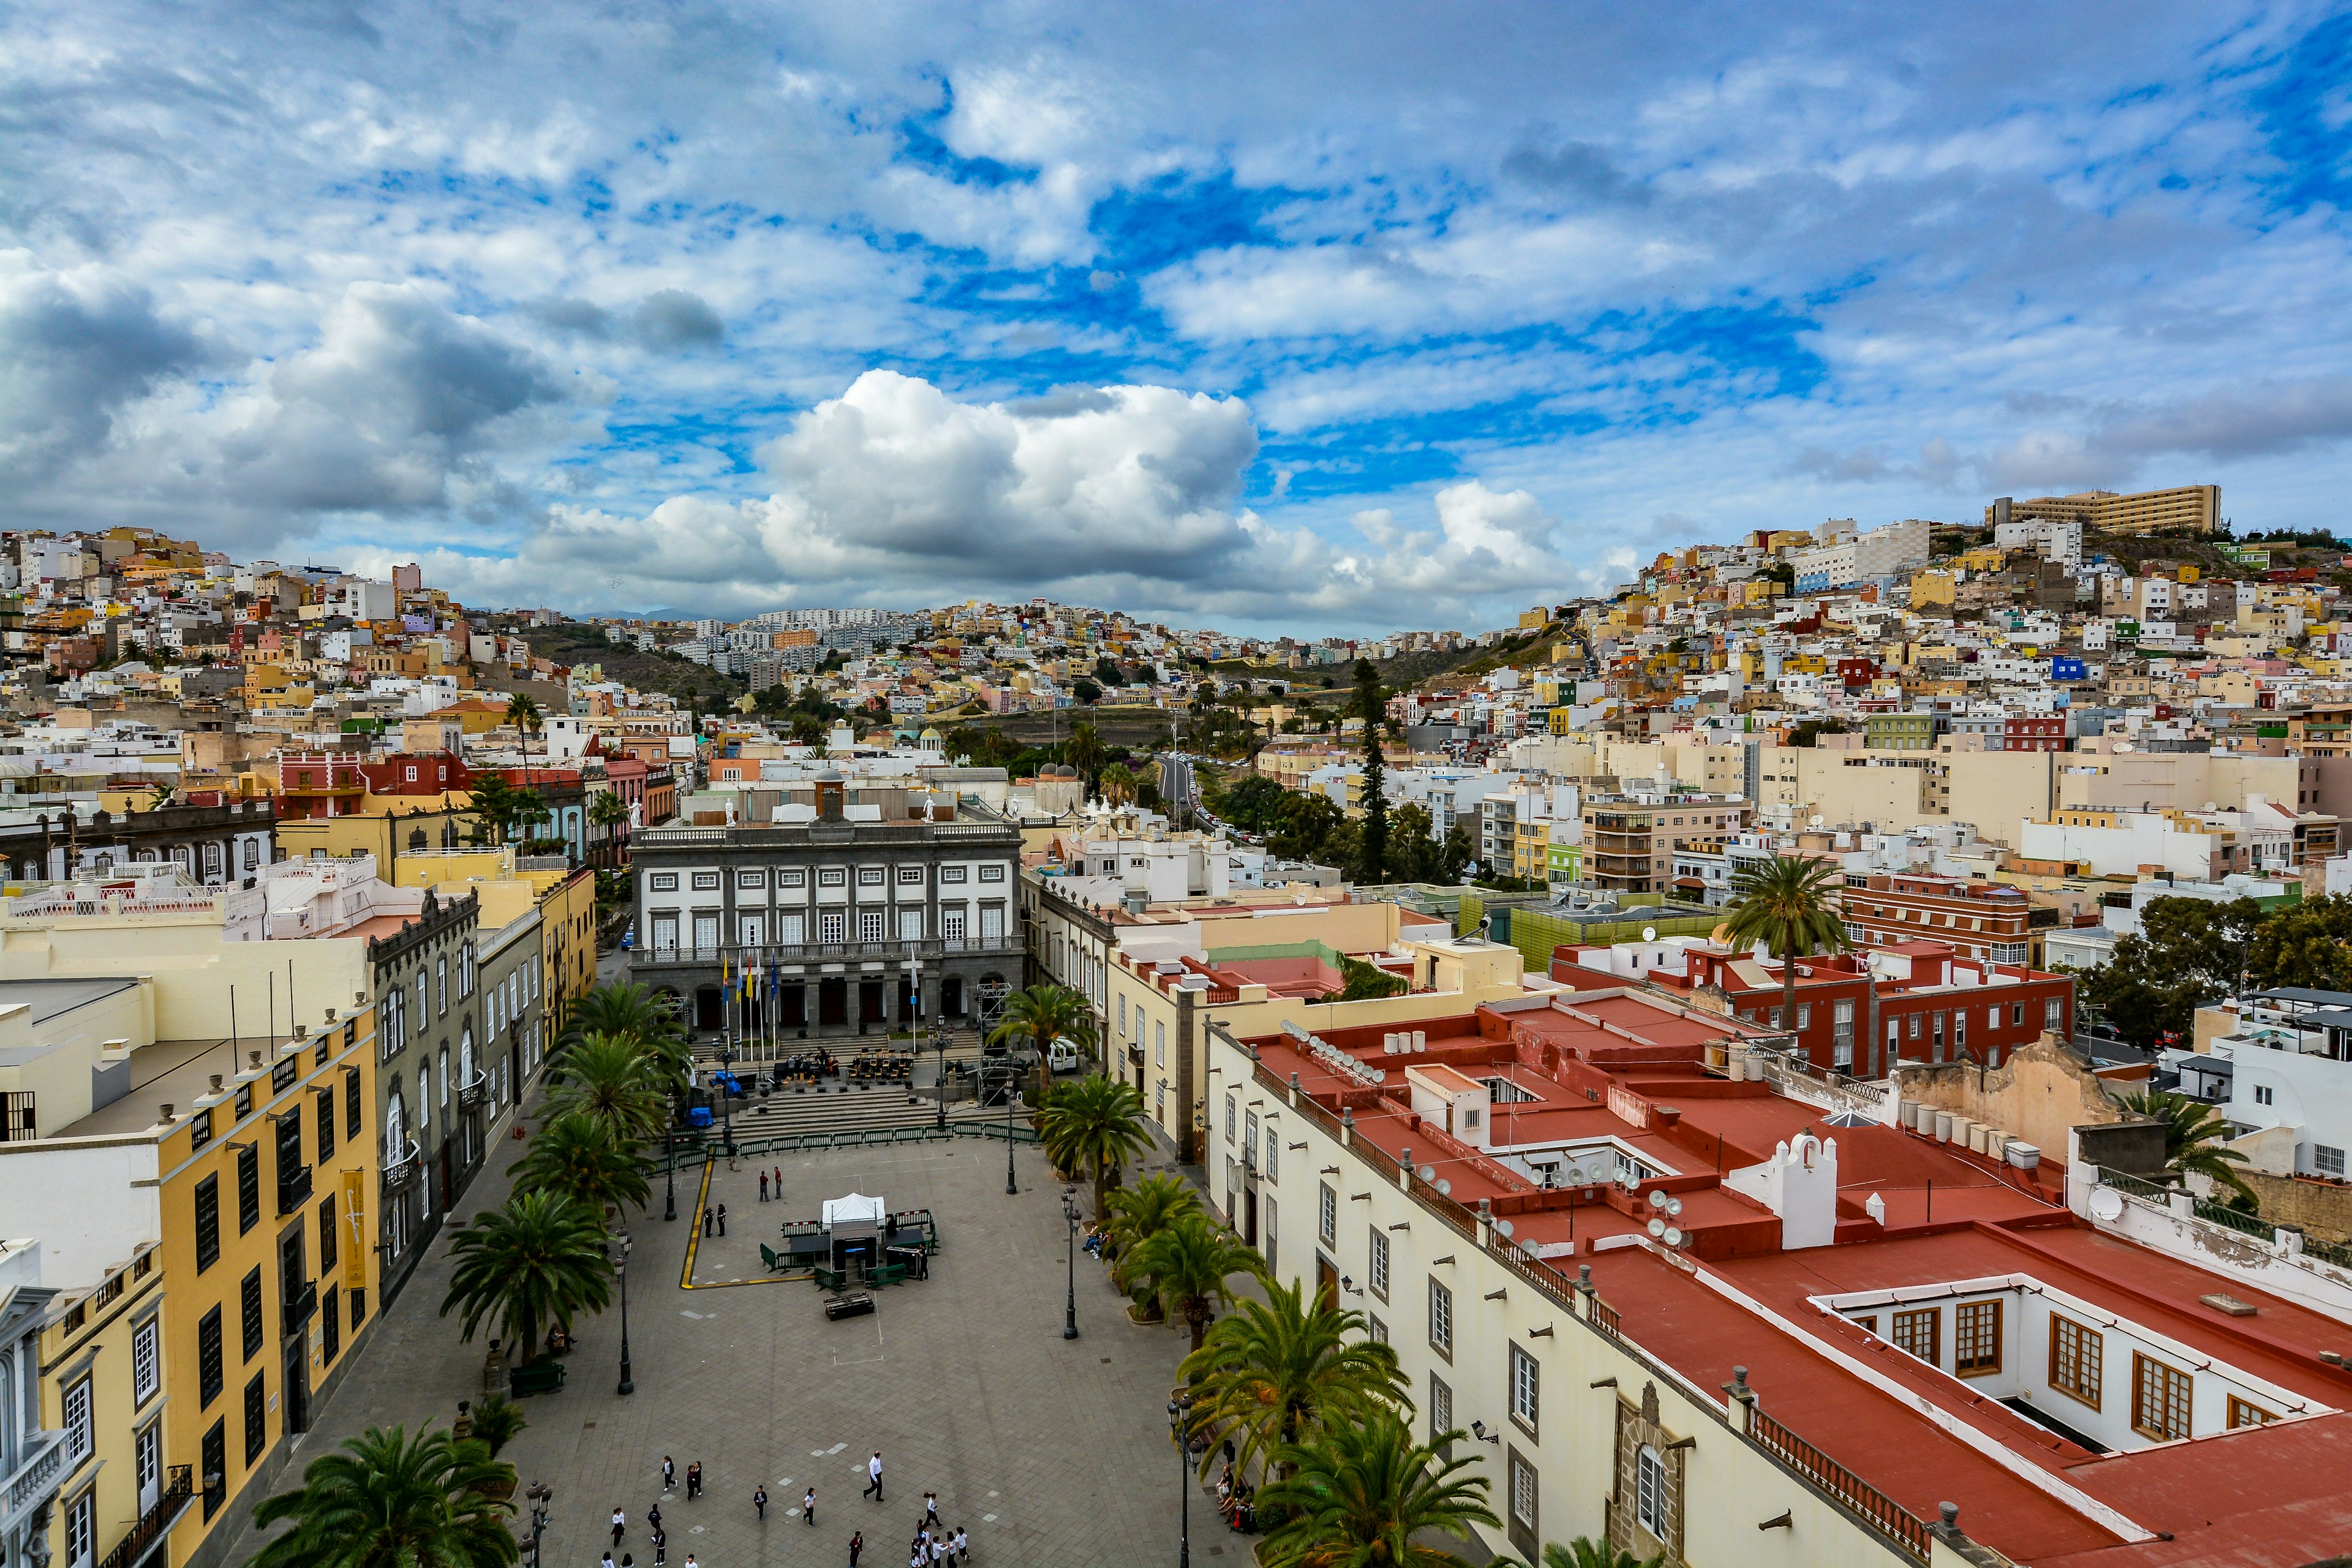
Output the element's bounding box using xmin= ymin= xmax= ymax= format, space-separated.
xmin=717 ymin=1037 xmax=737 ymax=1158
xmin=1166 ymin=1393 xmax=1191 ymax=1568
xmin=1061 ymin=1186 xmax=1080 ymax=1340
xmin=524 ymin=1483 xmax=552 ymax=1568
xmin=1004 ymin=1050 xmax=1020 ymax=1196
xmin=614 ymin=1232 xmax=634 ymax=1395
xmin=663 ymin=1125 xmax=676 ymax=1222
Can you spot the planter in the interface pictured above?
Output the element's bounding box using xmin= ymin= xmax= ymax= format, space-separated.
xmin=1126 ymin=1301 xmax=1167 ymax=1325
xmin=473 ymin=1472 xmax=519 ymax=1505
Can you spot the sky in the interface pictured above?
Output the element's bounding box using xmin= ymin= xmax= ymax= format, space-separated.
xmin=3 ymin=2 xmax=2351 ymax=638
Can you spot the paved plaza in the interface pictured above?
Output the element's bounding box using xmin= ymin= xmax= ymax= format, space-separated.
xmin=217 ymin=1129 xmax=1227 ymax=1568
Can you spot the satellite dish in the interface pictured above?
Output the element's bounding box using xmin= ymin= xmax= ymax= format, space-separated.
xmin=1647 ymin=1217 xmax=1667 ymax=1238
xmin=1435 ymin=1178 xmax=1453 ymax=1196
xmin=1664 ymin=1227 xmax=1684 ymax=1248
xmin=2089 ymin=1188 xmax=2126 ymax=1223
xmin=1418 ymin=1166 xmax=1436 ymax=1182
xmin=1643 ymin=926 xmax=1657 ymax=942
xmin=1648 ymin=1189 xmax=1668 ymax=1208
xmin=1496 ymin=1219 xmax=1515 ymax=1238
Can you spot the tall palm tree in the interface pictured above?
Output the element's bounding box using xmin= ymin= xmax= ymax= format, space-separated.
xmin=1256 ymin=1411 xmax=1498 ymax=1568
xmin=505 ymin=692 xmax=541 ymax=778
xmin=1036 ymin=1070 xmax=1152 ymax=1224
xmin=249 ymin=1426 xmax=518 ymax=1568
xmin=542 ymin=1032 xmax=667 ymax=1144
xmin=508 ymin=1112 xmax=651 ymax=1218
xmin=1131 ymin=1211 xmax=1262 ymax=1351
xmin=1103 ymin=1171 xmax=1202 ymax=1298
xmin=442 ymin=1190 xmax=613 ymax=1364
xmin=2118 ymin=1087 xmax=2256 ymax=1202
xmin=1099 ymin=762 xmax=1137 ymax=807
xmin=559 ymin=984 xmax=690 ymax=1090
xmin=1721 ymin=853 xmax=1849 ymax=1042
xmin=1545 ymin=1542 xmax=1663 ymax=1568
xmin=989 ymin=982 xmax=1099 ymax=1062
xmin=589 ymin=789 xmax=630 ymax=867
xmin=1065 ymin=718 xmax=1106 ymax=793
xmin=1182 ymin=1280 xmax=1409 ymax=1484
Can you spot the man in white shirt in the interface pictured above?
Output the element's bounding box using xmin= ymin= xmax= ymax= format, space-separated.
xmin=864 ymin=1452 xmax=884 ymax=1502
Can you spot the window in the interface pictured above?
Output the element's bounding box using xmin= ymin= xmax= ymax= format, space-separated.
xmin=347 ymin=1069 xmax=362 ymax=1140
xmin=1369 ymin=1228 xmax=1390 ymax=1300
xmin=857 ymin=910 xmax=884 ymax=943
xmin=2317 ymin=1144 xmax=2346 ymax=1178
xmin=436 ymin=957 xmax=447 ymax=1012
xmin=1367 ymin=1315 xmax=1389 ymax=1344
xmin=1428 ymin=1277 xmax=1453 ymax=1357
xmin=66 ymin=1490 xmax=92 ymax=1568
xmin=2132 ymin=1352 xmax=2192 ymax=1442
xmin=819 ymin=867 xmax=847 ymax=888
xmin=1264 ymin=1197 xmax=1276 ymax=1272
xmin=1263 ymin=1124 xmax=1277 ymax=1182
xmin=1118 ymin=995 xmax=1127 ymax=1035
xmin=350 ymin=1287 xmax=366 ymax=1332
xmin=1224 ymin=1094 xmax=1236 ymax=1143
xmin=1988 ymin=1004 xmax=2001 ymax=1031
xmin=2254 ymin=1085 xmax=2275 ymax=1106
xmin=1430 ymin=1372 xmax=1453 ymax=1449
xmin=1891 ymin=1306 xmax=1940 ymax=1364
xmin=737 ymin=870 xmax=765 ymax=890
xmin=1509 ymin=1343 xmax=1539 ymax=1431
xmin=201 ymin=1419 xmax=226 ymax=1519
xmin=319 ymin=1195 xmax=337 ymax=1277
xmin=123 ymin=1313 xmax=164 ymax=1410
xmin=941 ymin=865 xmax=967 ymax=884
xmin=979 ymin=863 xmax=1006 ymax=882
xmin=198 ymin=1306 xmax=224 ymax=1405
xmin=819 ymin=911 xmax=845 ymax=944
xmin=1954 ymin=1300 xmax=2002 ymax=1376
xmin=322 ymin=1285 xmax=340 ymax=1363
xmin=1635 ymin=1444 xmax=1667 ymax=1538
xmin=62 ymin=1374 xmax=92 ymax=1467
xmin=195 ymin=1174 xmax=221 ymax=1272
xmin=692 ymin=871 xmax=721 ymax=890
xmin=316 ymin=1088 xmax=334 ymax=1164
xmin=2045 ymin=998 xmax=2063 ymax=1033
xmin=781 ymin=869 xmax=807 ymax=889
xmin=858 ymin=866 xmax=884 ymax=887
xmin=236 ymin=1145 xmax=261 ymax=1234
xmin=897 ymin=865 xmax=923 ymax=884
xmin=1848 ymin=1313 xmax=1877 ymax=1333
xmin=244 ymin=1370 xmax=268 ymax=1463
xmin=1509 ymin=1450 xmax=1539 ymax=1537
xmin=2049 ymin=1314 xmax=2102 ymax=1408
xmin=1155 ymin=1020 xmax=1166 ymax=1066
xmin=1318 ymin=1183 xmax=1337 ymax=1245
xmin=2011 ymin=1002 xmax=2024 ymax=1027
xmin=241 ymin=1267 xmax=265 ymax=1359
xmin=2227 ymin=1395 xmax=2274 ymax=1428
xmin=1795 ymin=1003 xmax=1811 ymax=1031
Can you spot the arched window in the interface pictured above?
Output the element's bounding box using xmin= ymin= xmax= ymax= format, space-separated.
xmin=409 ymin=828 xmax=427 ymax=851
xmin=1635 ymin=1444 xmax=1667 ymax=1539
xmin=385 ymin=1088 xmax=407 ymax=1163
xmin=459 ymin=1023 xmax=473 ymax=1085
xmin=438 ymin=1047 xmax=451 ymax=1107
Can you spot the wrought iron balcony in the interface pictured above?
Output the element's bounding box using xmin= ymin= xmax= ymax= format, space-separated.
xmin=382 ymin=1140 xmax=423 ymax=1192
xmin=632 ymin=935 xmax=1019 ymax=968
xmin=458 ymin=1072 xmax=488 ymax=1109
xmin=96 ymin=1465 xmax=192 ymax=1568
xmin=276 ymin=1163 xmax=314 ymax=1216
xmin=281 ymin=1278 xmax=317 ymax=1338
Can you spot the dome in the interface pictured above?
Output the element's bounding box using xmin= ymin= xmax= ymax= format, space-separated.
xmin=816 ymin=766 xmax=844 ymax=782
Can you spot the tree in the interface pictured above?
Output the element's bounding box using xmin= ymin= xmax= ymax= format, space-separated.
xmin=1255 ymin=1411 xmax=1498 ymax=1568
xmin=1545 ymin=1541 xmax=1664 ymax=1568
xmin=557 ymin=984 xmax=690 ymax=1091
xmin=1065 ymin=719 xmax=1106 ymax=791
xmin=1181 ymin=1280 xmax=1409 ymax=1485
xmin=1218 ymin=774 xmax=1290 ymax=835
xmin=2080 ymin=896 xmax=2263 ymax=1049
xmin=2118 ymin=1088 xmax=2256 ymax=1202
xmin=1270 ymin=791 xmax=1343 ymax=864
xmin=462 ymin=773 xmax=548 ymax=848
xmin=464 ymin=1397 xmax=527 ymax=1459
xmin=589 ymin=790 xmax=630 ymax=864
xmin=1438 ymin=820 xmax=1476 ymax=884
xmin=505 ymin=692 xmax=541 ymax=786
xmin=2247 ymin=894 xmax=2352 ymax=992
xmin=1100 ymin=762 xmax=1137 ymax=806
xmin=249 ymin=1427 xmax=518 ymax=1568
xmin=541 ymin=1033 xmax=667 ymax=1145
xmin=987 ymin=983 xmax=1099 ymax=1063
xmin=1721 ymin=854 xmax=1849 ymax=1045
xmin=1072 ymin=678 xmax=1103 ymax=706
xmin=1036 ymin=1071 xmax=1153 ymax=1224
xmin=508 ymin=1112 xmax=651 ymax=1218
xmin=1785 ymin=718 xmax=1852 ymax=748
xmin=442 ymin=1190 xmax=612 ymax=1365
xmin=1131 ymin=1211 xmax=1264 ymax=1351
xmin=1102 ymin=1172 xmax=1202 ymax=1300
xmin=1354 ymin=659 xmax=1388 ymax=884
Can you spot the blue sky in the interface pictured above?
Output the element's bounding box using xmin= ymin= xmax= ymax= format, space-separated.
xmin=3 ymin=1 xmax=2351 ymax=636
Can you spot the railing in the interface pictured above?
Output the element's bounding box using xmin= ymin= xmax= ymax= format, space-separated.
xmin=1 ymin=1427 xmax=68 ymax=1520
xmin=382 ymin=1140 xmax=422 ymax=1191
xmin=634 ymin=936 xmax=1019 ymax=967
xmin=648 ymin=1120 xmax=1035 ymax=1168
xmin=95 ymin=1465 xmax=191 ymax=1568
xmin=281 ymin=1278 xmax=317 ymax=1338
xmin=2100 ymin=1169 xmax=2169 ymax=1202
xmin=1744 ymin=1403 xmax=1930 ymax=1562
xmin=1587 ymin=1295 xmax=1621 ymax=1340
xmin=276 ymin=1163 xmax=313 ymax=1216
xmin=458 ymin=1073 xmax=488 ymax=1109
xmin=2193 ymin=1197 xmax=2277 ymax=1242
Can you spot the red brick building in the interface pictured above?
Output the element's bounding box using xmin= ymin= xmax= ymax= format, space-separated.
xmin=2002 ymin=715 xmax=2067 ymax=752
xmin=1839 ymin=871 xmax=2035 ymax=967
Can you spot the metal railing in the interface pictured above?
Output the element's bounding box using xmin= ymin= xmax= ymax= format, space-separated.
xmin=634 ymin=936 xmax=1019 ymax=967
xmin=382 ymin=1140 xmax=422 ymax=1191
xmin=458 ymin=1073 xmax=488 ymax=1109
xmin=95 ymin=1466 xmax=191 ymax=1568
xmin=281 ymin=1279 xmax=317 ymax=1338
xmin=276 ymin=1164 xmax=314 ymax=1216
xmin=646 ymin=1120 xmax=1035 ymax=1169
xmin=1744 ymin=1403 xmax=1929 ymax=1562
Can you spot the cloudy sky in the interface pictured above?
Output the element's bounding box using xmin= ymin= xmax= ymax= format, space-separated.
xmin=4 ymin=2 xmax=2350 ymax=635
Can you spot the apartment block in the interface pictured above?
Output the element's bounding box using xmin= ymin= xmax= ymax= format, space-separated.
xmin=1988 ymin=484 xmax=2220 ymax=536
xmin=1578 ymin=790 xmax=1747 ymax=896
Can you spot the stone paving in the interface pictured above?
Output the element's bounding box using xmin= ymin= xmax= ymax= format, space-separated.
xmin=218 ymin=1129 xmax=1231 ymax=1568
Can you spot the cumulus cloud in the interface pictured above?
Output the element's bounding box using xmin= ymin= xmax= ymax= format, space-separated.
xmin=531 ymin=290 xmax=724 ymax=351
xmin=0 ymin=252 xmax=209 ymax=478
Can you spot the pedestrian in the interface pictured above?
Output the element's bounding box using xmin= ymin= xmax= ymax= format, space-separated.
xmin=702 ymin=1205 xmax=714 ymax=1237
xmin=773 ymin=1164 xmax=782 ymax=1197
xmin=612 ymin=1507 xmax=627 ymax=1547
xmin=716 ymin=1202 xmax=728 ymax=1236
xmin=952 ymin=1527 xmax=967 ymax=1565
xmin=653 ymin=1530 xmax=666 ymax=1567
xmin=683 ymin=1555 xmax=696 ymax=1568
xmin=663 ymin=1457 xmax=676 ymax=1492
xmin=759 ymin=1170 xmax=769 ymax=1202
xmin=921 ymin=1493 xmax=938 ymax=1530
xmin=863 ymin=1452 xmax=883 ymax=1502
xmin=848 ymin=1529 xmax=862 ymax=1566
xmin=649 ymin=1504 xmax=663 ymax=1537
xmin=601 ymin=1553 xmax=614 ymax=1568
xmin=687 ymin=1461 xmax=704 ymax=1500
xmin=754 ymin=1486 xmax=767 ymax=1521
xmin=804 ymin=1487 xmax=817 ymax=1525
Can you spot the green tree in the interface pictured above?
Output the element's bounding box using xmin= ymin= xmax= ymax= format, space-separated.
xmin=1036 ymin=1071 xmax=1153 ymax=1224
xmin=987 ymin=983 xmax=1099 ymax=1063
xmin=1065 ymin=718 xmax=1106 ymax=791
xmin=1721 ymin=854 xmax=1849 ymax=1046
xmin=1072 ymin=677 xmax=1103 ymax=705
xmin=441 ymin=1190 xmax=612 ymax=1365
xmin=557 ymin=983 xmax=690 ymax=1091
xmin=1354 ymin=659 xmax=1388 ymax=884
xmin=2248 ymin=894 xmax=2352 ymax=991
xmin=1131 ymin=1211 xmax=1264 ymax=1351
xmin=462 ymin=772 xmax=548 ymax=848
xmin=2117 ymin=1088 xmax=2256 ymax=1202
xmin=1438 ymin=820 xmax=1476 ymax=884
xmin=1256 ymin=1411 xmax=1498 ymax=1568
xmin=505 ymin=692 xmax=541 ymax=781
xmin=589 ymin=790 xmax=629 ymax=862
xmin=1100 ymin=762 xmax=1137 ymax=805
xmin=1102 ymin=1172 xmax=1203 ymax=1300
xmin=508 ymin=1112 xmax=651 ymax=1218
xmin=1271 ymin=791 xmax=1344 ymax=864
xmin=249 ymin=1427 xmax=518 ymax=1568
xmin=2081 ymin=896 xmax=2263 ymax=1049
xmin=1218 ymin=773 xmax=1290 ymax=834
xmin=1545 ymin=1541 xmax=1663 ymax=1568
xmin=1181 ymin=1280 xmax=1409 ymax=1484
xmin=464 ymin=1397 xmax=527 ymax=1458
xmin=541 ymin=1032 xmax=667 ymax=1145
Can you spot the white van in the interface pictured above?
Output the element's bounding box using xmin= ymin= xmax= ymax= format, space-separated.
xmin=1045 ymin=1038 xmax=1082 ymax=1075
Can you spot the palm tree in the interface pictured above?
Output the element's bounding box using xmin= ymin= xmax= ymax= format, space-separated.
xmin=505 ymin=692 xmax=541 ymax=776
xmin=542 ymin=1032 xmax=667 ymax=1144
xmin=508 ymin=1113 xmax=651 ymax=1218
xmin=463 ymin=1396 xmax=527 ymax=1459
xmin=442 ymin=1191 xmax=613 ymax=1364
xmin=1181 ymin=1280 xmax=1409 ymax=1484
xmin=1131 ymin=1211 xmax=1262 ymax=1351
xmin=1103 ymin=1172 xmax=1202 ymax=1299
xmin=1036 ymin=1070 xmax=1152 ymax=1223
xmin=249 ymin=1426 xmax=518 ymax=1568
xmin=558 ymin=983 xmax=690 ymax=1090
xmin=1721 ymin=853 xmax=1849 ymax=1041
xmin=1545 ymin=1540 xmax=1662 ymax=1568
xmin=1256 ymin=1411 xmax=1498 ymax=1568
xmin=989 ymin=982 xmax=1099 ymax=1063
xmin=2118 ymin=1087 xmax=2256 ymax=1202
xmin=1065 ymin=718 xmax=1106 ymax=793
xmin=589 ymin=789 xmax=630 ymax=867
xmin=1100 ymin=762 xmax=1136 ymax=807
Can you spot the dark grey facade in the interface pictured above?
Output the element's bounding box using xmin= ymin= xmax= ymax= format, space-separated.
xmin=628 ymin=781 xmax=1023 ymax=1038
xmin=0 ymin=800 xmax=275 ymax=884
xmin=366 ymin=886 xmax=482 ymax=1304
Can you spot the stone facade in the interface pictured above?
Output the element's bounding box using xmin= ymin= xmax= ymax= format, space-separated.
xmin=1607 ymin=1379 xmax=1688 ymax=1566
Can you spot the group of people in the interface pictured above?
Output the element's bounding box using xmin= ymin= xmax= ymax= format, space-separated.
xmin=898 ymin=1490 xmax=968 ymax=1567
xmin=603 ymin=1449 xmax=974 ymax=1567
xmin=601 ymin=1462 xmax=704 ymax=1568
xmin=1079 ymin=1224 xmax=1115 ymax=1263
xmin=1215 ymin=1463 xmax=1257 ymax=1534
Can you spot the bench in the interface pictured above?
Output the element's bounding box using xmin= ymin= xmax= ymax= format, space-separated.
xmin=508 ymin=1360 xmax=568 ymax=1399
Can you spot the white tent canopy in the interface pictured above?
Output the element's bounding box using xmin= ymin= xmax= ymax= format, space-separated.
xmin=822 ymin=1193 xmax=888 ymax=1227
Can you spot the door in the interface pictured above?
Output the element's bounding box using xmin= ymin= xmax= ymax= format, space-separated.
xmin=695 ymin=987 xmax=722 ymax=1030
xmin=784 ymin=984 xmax=806 ymax=1028
xmin=858 ymin=982 xmax=884 ymax=1027
xmin=1316 ymin=1253 xmax=1340 ymax=1313
xmin=135 ymin=1422 xmax=160 ymax=1515
xmin=818 ymin=978 xmax=848 ymax=1027
xmin=282 ymin=1332 xmax=312 ymax=1436
xmin=1243 ymin=1190 xmax=1257 ymax=1246
xmin=279 ymin=1228 xmax=312 ymax=1434
xmin=692 ymin=914 xmax=719 ymax=959
xmin=740 ymin=914 xmax=765 ymax=947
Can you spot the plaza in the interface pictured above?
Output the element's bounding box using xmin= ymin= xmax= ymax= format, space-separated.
xmin=212 ymin=1136 xmax=1215 ymax=1568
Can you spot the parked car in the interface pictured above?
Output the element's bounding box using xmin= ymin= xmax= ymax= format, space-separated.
xmin=1045 ymin=1038 xmax=1082 ymax=1074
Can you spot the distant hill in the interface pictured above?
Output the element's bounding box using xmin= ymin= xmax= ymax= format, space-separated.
xmin=529 ymin=621 xmax=746 ymax=708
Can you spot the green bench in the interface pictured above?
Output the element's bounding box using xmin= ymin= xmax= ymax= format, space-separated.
xmin=508 ymin=1360 xmax=567 ymax=1398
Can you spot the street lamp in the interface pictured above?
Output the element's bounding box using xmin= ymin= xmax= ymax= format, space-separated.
xmin=1061 ymin=1186 xmax=1080 ymax=1340
xmin=663 ymin=1125 xmax=676 ymax=1222
xmin=717 ymin=1036 xmax=737 ymax=1158
xmin=614 ymin=1232 xmax=634 ymax=1395
xmin=1004 ymin=1052 xmax=1020 ymax=1196
xmin=524 ymin=1483 xmax=552 ymax=1568
xmin=1166 ymin=1393 xmax=1192 ymax=1568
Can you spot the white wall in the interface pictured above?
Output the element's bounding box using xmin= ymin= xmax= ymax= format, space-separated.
xmin=0 ymin=1143 xmax=160 ymax=1289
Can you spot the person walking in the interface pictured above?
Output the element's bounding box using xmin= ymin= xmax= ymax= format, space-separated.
xmin=847 ymin=1530 xmax=862 ymax=1567
xmin=862 ymin=1452 xmax=883 ymax=1502
xmin=716 ymin=1202 xmax=728 ymax=1237
xmin=663 ymin=1458 xmax=677 ymax=1493
xmin=951 ymin=1527 xmax=967 ymax=1566
xmin=921 ymin=1493 xmax=938 ymax=1531
xmin=758 ymin=1170 xmax=769 ymax=1202
xmin=803 ymin=1488 xmax=816 ymax=1526
xmin=648 ymin=1504 xmax=663 ymax=1538
xmin=687 ymin=1461 xmax=704 ymax=1500
xmin=772 ymin=1164 xmax=782 ymax=1198
xmin=682 ymin=1555 xmax=696 ymax=1568
xmin=652 ymin=1529 xmax=666 ymax=1567
xmin=601 ymin=1553 xmax=614 ymax=1568
xmin=753 ymin=1486 xmax=767 ymax=1521
xmin=612 ymin=1507 xmax=627 ymax=1548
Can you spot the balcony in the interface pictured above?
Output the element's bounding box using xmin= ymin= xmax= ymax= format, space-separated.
xmin=1 ymin=1427 xmax=69 ymax=1533
xmin=633 ymin=936 xmax=1020 ymax=968
xmin=382 ymin=1140 xmax=422 ymax=1192
xmin=458 ymin=1073 xmax=488 ymax=1110
xmin=281 ymin=1278 xmax=317 ymax=1338
xmin=276 ymin=1163 xmax=314 ymax=1216
xmin=95 ymin=1466 xmax=191 ymax=1568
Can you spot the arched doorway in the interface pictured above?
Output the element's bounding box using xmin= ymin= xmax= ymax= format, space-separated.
xmin=694 ymin=986 xmax=723 ymax=1031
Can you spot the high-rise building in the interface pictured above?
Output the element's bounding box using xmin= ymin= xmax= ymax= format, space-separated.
xmin=1986 ymin=484 xmax=2219 ymax=535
